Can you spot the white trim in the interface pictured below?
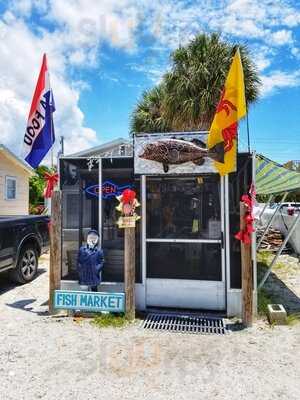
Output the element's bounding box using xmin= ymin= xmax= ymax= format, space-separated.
xmin=227 ymin=289 xmax=242 ymax=317
xmin=146 ymin=238 xmax=221 ymax=243
xmin=146 ymin=278 xmax=225 ymax=310
xmin=141 ymin=175 xmax=147 ymax=285
xmin=98 ymin=158 xmax=102 ymax=245
xmin=60 ymin=155 xmax=133 ymax=160
xmin=5 ymin=176 xmax=17 ymax=200
xmin=220 ymin=176 xmax=226 ymax=284
xmin=144 ymin=175 xmax=226 ymax=311
xmin=224 ymin=174 xmax=231 ymax=316
xmin=67 ymin=138 xmax=131 ymax=157
xmin=252 ymin=151 xmax=258 ymax=316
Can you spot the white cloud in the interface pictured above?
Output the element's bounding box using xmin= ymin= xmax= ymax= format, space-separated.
xmin=49 ymin=0 xmax=139 ymax=52
xmin=0 ymin=0 xmax=142 ymax=159
xmin=137 ymin=0 xmax=300 ymax=95
xmin=127 ymin=62 xmax=166 ymax=83
xmin=291 ymin=46 xmax=300 ymax=59
xmin=270 ymin=29 xmax=293 ymax=46
xmin=0 ymin=15 xmax=98 ymax=158
xmin=252 ymin=50 xmax=272 ymax=72
xmin=260 ymin=70 xmax=300 ymax=96
xmin=141 ymin=0 xmax=300 ymax=47
xmin=1 ymin=0 xmax=300 ymax=161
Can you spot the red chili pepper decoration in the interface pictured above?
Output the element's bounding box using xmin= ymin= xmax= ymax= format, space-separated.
xmin=43 ymin=172 xmax=59 ymax=198
xmin=235 ymin=184 xmax=255 ymax=245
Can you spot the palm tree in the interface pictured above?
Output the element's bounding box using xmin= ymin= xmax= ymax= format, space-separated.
xmin=131 ymin=33 xmax=261 ymax=133
xmin=130 ymin=84 xmax=171 ymax=134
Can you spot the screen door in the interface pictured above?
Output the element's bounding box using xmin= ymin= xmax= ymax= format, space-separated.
xmin=145 ymin=176 xmax=225 ymax=310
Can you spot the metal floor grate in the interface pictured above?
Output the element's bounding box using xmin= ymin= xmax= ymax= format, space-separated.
xmin=142 ymin=313 xmax=227 ymax=335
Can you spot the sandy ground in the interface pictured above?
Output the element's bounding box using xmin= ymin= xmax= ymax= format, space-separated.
xmin=261 ymin=253 xmax=300 ymax=314
xmin=1 ymin=254 xmax=300 ymax=400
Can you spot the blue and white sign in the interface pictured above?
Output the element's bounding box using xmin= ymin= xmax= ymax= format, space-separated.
xmin=85 ymin=180 xmax=133 ymax=199
xmin=54 ymin=290 xmax=125 ymax=313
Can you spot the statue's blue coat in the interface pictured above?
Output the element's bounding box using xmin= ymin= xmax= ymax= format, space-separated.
xmin=77 ymin=246 xmax=104 ymax=286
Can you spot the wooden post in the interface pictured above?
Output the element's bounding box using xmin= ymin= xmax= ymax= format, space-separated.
xmin=124 ymin=227 xmax=135 ymax=320
xmin=49 ymin=188 xmax=62 ymax=314
xmin=240 ymin=201 xmax=253 ymax=327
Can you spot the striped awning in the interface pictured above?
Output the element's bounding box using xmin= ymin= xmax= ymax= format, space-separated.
xmin=256 ymin=154 xmax=300 ymax=195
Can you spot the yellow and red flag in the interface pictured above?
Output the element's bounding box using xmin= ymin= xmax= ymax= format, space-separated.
xmin=207 ymin=49 xmax=246 ymax=176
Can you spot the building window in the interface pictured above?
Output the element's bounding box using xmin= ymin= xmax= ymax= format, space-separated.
xmin=5 ymin=176 xmax=17 ymax=200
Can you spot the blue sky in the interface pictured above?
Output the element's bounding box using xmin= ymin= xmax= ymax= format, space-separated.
xmin=0 ymin=0 xmax=300 ymax=163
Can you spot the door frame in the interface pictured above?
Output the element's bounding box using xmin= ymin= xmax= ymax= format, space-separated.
xmin=141 ymin=175 xmax=227 ymax=311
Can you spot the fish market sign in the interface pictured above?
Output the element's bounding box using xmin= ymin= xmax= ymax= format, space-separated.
xmin=134 ymin=132 xmax=223 ymax=174
xmin=54 ymin=290 xmax=125 ymax=313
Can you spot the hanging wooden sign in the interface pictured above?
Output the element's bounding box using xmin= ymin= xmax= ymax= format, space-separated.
xmin=117 ymin=215 xmax=138 ymax=228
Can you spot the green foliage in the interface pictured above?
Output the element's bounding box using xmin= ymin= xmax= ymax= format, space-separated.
xmin=286 ymin=313 xmax=300 ymax=325
xmin=257 ymin=251 xmax=299 ymax=324
xmin=91 ymin=313 xmax=127 ymax=328
xmin=130 ymin=85 xmax=171 ymax=134
xmin=131 ymin=33 xmax=261 ymax=133
xmin=29 ymin=165 xmax=52 ymax=208
xmin=257 ymin=252 xmax=279 ymax=316
xmin=257 ymin=288 xmax=276 ymax=316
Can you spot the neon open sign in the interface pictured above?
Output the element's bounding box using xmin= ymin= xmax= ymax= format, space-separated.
xmin=85 ymin=180 xmax=133 ymax=199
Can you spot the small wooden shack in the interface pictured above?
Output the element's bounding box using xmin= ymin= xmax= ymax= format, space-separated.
xmin=59 ymin=133 xmax=255 ymax=317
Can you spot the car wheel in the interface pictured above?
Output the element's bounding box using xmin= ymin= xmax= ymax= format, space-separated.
xmin=10 ymin=245 xmax=38 ymax=284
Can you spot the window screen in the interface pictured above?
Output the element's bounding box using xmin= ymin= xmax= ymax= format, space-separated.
xmin=6 ymin=177 xmax=16 ymax=200
xmin=146 ymin=176 xmax=221 ymax=240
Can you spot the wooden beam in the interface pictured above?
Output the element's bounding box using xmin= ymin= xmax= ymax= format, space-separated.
xmin=124 ymin=227 xmax=135 ymax=320
xmin=49 ymin=188 xmax=62 ymax=314
xmin=240 ymin=201 xmax=253 ymax=327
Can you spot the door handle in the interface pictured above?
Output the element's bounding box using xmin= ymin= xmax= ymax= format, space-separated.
xmin=221 ymin=232 xmax=224 ymax=248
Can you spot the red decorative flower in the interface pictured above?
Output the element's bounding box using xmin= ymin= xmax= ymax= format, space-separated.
xmin=43 ymin=172 xmax=59 ymax=198
xmin=122 ymin=189 xmax=136 ymax=204
xmin=235 ymin=184 xmax=256 ymax=245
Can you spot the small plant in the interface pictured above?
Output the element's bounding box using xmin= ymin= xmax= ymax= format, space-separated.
xmin=257 ymin=288 xmax=276 ymax=316
xmin=286 ymin=313 xmax=300 ymax=326
xmin=91 ymin=313 xmax=127 ymax=328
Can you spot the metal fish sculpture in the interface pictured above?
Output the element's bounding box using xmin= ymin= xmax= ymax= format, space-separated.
xmin=139 ymin=138 xmax=224 ymax=173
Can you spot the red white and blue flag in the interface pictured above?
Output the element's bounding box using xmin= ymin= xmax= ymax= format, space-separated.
xmin=23 ymin=54 xmax=55 ymax=168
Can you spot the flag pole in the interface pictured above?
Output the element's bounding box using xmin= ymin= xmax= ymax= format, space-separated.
xmin=246 ymin=102 xmax=250 ymax=153
xmin=51 ymin=147 xmax=54 ymax=169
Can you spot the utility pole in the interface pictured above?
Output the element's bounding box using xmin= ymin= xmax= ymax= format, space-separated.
xmin=124 ymin=227 xmax=135 ymax=321
xmin=49 ymin=188 xmax=62 ymax=314
xmin=240 ymin=201 xmax=253 ymax=327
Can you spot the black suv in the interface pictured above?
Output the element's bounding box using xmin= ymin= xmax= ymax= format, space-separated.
xmin=0 ymin=215 xmax=50 ymax=283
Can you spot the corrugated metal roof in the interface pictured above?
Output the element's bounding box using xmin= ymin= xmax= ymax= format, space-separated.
xmin=66 ymin=138 xmax=132 ymax=157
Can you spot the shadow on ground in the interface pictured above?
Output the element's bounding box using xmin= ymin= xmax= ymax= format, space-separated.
xmin=6 ymin=298 xmax=49 ymax=316
xmin=258 ymin=261 xmax=300 ymax=314
xmin=0 ymin=268 xmax=47 ymax=295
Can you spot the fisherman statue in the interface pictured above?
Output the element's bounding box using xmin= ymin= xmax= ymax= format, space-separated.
xmin=77 ymin=230 xmax=104 ymax=292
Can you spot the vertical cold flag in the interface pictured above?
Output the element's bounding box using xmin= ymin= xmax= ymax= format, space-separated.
xmin=23 ymin=54 xmax=55 ymax=168
xmin=207 ymin=49 xmax=246 ymax=176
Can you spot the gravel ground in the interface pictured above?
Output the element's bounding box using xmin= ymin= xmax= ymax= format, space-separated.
xmin=259 ymin=253 xmax=300 ymax=314
xmin=1 ymin=254 xmax=300 ymax=400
